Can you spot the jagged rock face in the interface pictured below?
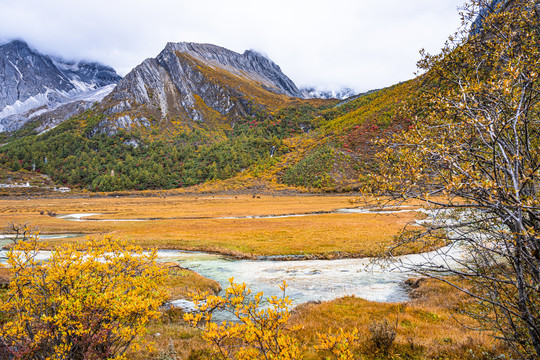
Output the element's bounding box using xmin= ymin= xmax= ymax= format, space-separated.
xmin=104 ymin=42 xmax=304 ymax=132
xmin=161 ymin=42 xmax=303 ymax=98
xmin=0 ymin=40 xmax=121 ymax=132
xmin=0 ymin=40 xmax=71 ymax=109
xmin=53 ymin=58 xmax=121 ymax=88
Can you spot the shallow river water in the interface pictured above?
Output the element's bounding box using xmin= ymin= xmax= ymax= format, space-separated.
xmin=161 ymin=243 xmax=462 ymax=309
xmin=0 ymin=208 xmax=462 ymax=308
xmin=1 ymin=240 xmax=459 ymax=307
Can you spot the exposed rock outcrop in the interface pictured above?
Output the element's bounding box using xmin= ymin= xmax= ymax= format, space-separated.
xmin=101 ymin=42 xmax=305 ymax=134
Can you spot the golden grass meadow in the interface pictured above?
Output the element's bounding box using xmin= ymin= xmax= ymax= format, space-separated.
xmin=0 ymin=195 xmax=425 ymax=258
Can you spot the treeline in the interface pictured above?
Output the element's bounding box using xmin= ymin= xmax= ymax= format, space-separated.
xmin=0 ymin=104 xmax=326 ymax=191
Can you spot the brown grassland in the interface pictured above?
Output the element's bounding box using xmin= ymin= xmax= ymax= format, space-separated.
xmin=130 ymin=278 xmax=506 ymax=360
xmin=288 ymin=278 xmax=505 ymax=359
xmin=0 ymin=195 xmax=428 ymax=258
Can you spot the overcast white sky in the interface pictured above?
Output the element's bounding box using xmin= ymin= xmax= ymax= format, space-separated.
xmin=0 ymin=0 xmax=464 ymax=92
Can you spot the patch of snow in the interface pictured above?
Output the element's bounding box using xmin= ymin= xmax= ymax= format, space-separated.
xmin=301 ymin=87 xmax=357 ymax=100
xmin=0 ymin=91 xmax=53 ymax=118
xmin=70 ymin=84 xmax=115 ymax=103
xmin=0 ymin=84 xmax=115 ymax=122
xmin=69 ymin=78 xmax=96 ymax=92
xmin=7 ymin=60 xmax=23 ymax=78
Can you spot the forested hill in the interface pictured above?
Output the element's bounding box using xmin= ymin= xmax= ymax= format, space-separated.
xmin=0 ymin=80 xmax=417 ymax=192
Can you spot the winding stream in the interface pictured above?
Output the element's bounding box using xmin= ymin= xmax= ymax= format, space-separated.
xmin=165 ymin=243 xmax=462 ymax=308
xmin=1 ymin=207 xmax=460 ymax=308
xmin=54 ymin=206 xmax=420 ymax=222
xmin=0 ymin=240 xmax=461 ymax=307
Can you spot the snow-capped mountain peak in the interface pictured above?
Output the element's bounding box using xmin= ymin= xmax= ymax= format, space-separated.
xmin=0 ymin=40 xmax=121 ymax=132
xmin=300 ymin=87 xmax=357 ymax=100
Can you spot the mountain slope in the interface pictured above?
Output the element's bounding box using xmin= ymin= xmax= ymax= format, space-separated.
xmin=3 ymin=40 xmax=413 ymax=193
xmin=0 ymin=40 xmax=121 ymax=132
xmin=0 ymin=79 xmax=414 ymax=193
xmin=97 ymin=42 xmax=308 ymax=135
xmin=0 ymin=41 xmax=337 ymax=192
xmin=226 ymin=80 xmax=419 ymax=191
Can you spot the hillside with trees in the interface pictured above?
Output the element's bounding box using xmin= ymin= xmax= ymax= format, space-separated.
xmin=0 ymin=80 xmax=419 ymax=192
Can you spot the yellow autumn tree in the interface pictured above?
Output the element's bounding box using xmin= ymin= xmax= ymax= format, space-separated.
xmin=0 ymin=234 xmax=168 ymax=360
xmin=184 ymin=279 xmax=302 ymax=360
xmin=372 ymin=0 xmax=540 ymax=358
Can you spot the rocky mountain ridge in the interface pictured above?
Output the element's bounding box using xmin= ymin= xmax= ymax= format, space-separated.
xmin=98 ymin=42 xmax=308 ymax=135
xmin=0 ymin=40 xmax=121 ymax=132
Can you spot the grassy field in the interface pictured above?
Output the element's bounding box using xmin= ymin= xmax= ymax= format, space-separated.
xmin=289 ymin=278 xmax=504 ymax=359
xmin=0 ymin=194 xmax=428 ymax=258
xmin=130 ymin=278 xmax=507 ymax=360
xmin=2 ymin=194 xmax=367 ymax=219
